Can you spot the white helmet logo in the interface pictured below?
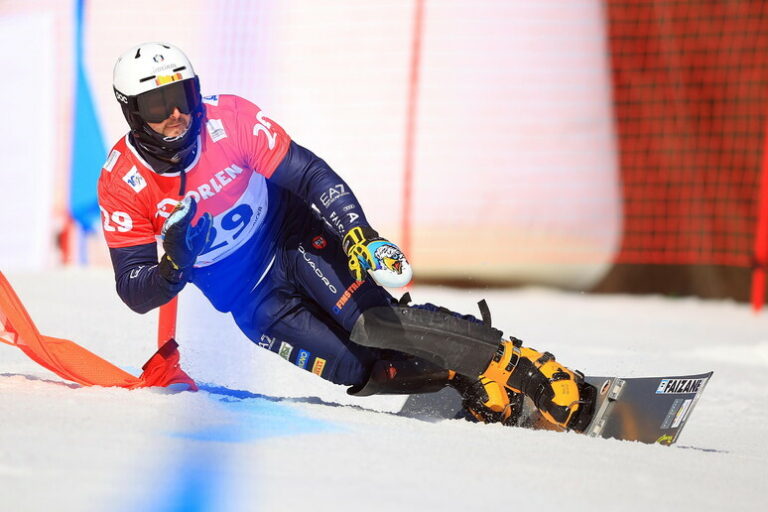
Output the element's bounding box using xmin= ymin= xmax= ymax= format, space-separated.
xmin=153 ymin=54 xmax=164 ymax=63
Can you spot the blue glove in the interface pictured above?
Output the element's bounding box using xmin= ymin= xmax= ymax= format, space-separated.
xmin=341 ymin=226 xmax=412 ymax=288
xmin=159 ymin=197 xmax=212 ymax=282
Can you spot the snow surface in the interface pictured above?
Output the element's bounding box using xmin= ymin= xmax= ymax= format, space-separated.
xmin=2 ymin=268 xmax=766 ymax=511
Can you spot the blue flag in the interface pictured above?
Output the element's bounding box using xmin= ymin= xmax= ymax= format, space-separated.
xmin=69 ymin=0 xmax=106 ymax=233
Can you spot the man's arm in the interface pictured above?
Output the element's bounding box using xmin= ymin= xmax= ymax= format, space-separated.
xmin=109 ymin=243 xmax=184 ymax=314
xmin=232 ymin=96 xmax=410 ymax=285
xmin=268 ymin=141 xmax=412 ymax=287
xmin=268 ymin=140 xmax=369 ymax=235
xmin=108 ymin=198 xmax=212 ymax=314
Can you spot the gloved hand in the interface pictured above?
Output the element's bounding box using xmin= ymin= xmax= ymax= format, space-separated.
xmin=158 ymin=197 xmax=212 ymax=283
xmin=341 ymin=226 xmax=412 ymax=287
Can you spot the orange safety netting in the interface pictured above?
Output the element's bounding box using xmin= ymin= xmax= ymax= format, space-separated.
xmin=606 ymin=0 xmax=768 ymax=267
xmin=0 ymin=271 xmax=197 ymax=391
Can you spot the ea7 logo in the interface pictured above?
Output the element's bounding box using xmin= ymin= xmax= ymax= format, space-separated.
xmin=320 ymin=184 xmax=349 ymax=207
xmin=656 ymin=378 xmax=704 ymax=394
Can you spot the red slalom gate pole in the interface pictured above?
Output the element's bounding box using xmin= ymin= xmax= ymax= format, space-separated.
xmin=751 ymin=120 xmax=768 ymax=311
xmin=59 ymin=214 xmax=75 ymax=265
xmin=157 ymin=297 xmax=178 ymax=347
xmin=401 ymin=0 xmax=424 ymax=265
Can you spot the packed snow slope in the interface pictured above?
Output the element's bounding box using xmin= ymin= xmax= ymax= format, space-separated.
xmin=1 ymin=269 xmax=766 ymax=512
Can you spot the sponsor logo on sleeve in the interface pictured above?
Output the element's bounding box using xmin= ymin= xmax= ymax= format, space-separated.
xmin=297 ymin=349 xmax=310 ymax=369
xmin=312 ymin=236 xmax=327 ymax=250
xmin=123 ymin=166 xmax=147 ymax=193
xmin=327 ymin=211 xmax=345 ymax=233
xmin=320 ymin=184 xmax=350 ymax=207
xmin=655 ymin=378 xmax=704 ymax=394
xmin=202 ymin=95 xmax=219 ymax=106
xmin=312 ymin=357 xmax=326 ymax=377
xmin=206 ymin=119 xmax=227 ymax=143
xmin=278 ymin=341 xmax=294 ymax=360
xmin=103 ymin=149 xmax=121 ymax=172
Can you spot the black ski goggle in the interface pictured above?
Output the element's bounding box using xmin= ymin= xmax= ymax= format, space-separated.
xmin=135 ymin=78 xmax=200 ymax=123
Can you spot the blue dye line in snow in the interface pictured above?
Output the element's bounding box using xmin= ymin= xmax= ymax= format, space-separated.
xmin=162 ymin=462 xmax=216 ymax=512
xmin=153 ymin=386 xmax=341 ymax=512
xmin=171 ymin=387 xmax=341 ymax=442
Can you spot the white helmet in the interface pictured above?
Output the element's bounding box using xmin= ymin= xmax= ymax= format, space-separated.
xmin=113 ymin=42 xmax=203 ymax=173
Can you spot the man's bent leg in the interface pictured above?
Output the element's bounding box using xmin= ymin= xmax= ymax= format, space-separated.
xmin=233 ymin=288 xmax=382 ymax=387
xmin=285 ymin=223 xmax=395 ymax=333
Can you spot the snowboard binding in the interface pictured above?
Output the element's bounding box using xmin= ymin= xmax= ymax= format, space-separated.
xmin=459 ymin=338 xmax=596 ymax=431
xmin=451 ymin=372 xmax=526 ymax=425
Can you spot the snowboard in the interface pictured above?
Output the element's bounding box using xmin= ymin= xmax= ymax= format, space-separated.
xmin=397 ymin=371 xmax=713 ymax=445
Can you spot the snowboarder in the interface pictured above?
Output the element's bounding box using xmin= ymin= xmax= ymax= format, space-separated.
xmin=98 ymin=42 xmax=594 ymax=431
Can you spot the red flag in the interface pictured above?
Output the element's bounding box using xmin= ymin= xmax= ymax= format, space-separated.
xmin=0 ymin=271 xmax=196 ymax=391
